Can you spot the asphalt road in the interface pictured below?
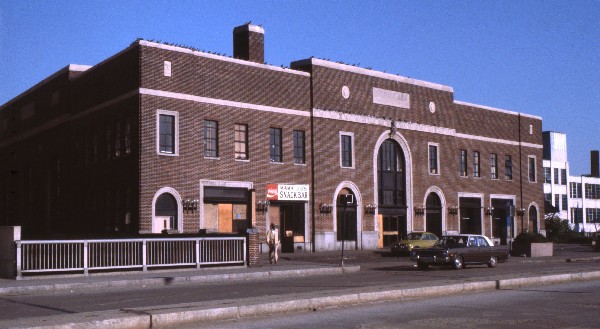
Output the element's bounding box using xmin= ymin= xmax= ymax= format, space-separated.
xmin=196 ymin=280 xmax=600 ymax=329
xmin=0 ymin=258 xmax=599 ymax=321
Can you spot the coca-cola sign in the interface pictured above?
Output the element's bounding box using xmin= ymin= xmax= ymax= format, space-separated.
xmin=266 ymin=184 xmax=309 ymax=201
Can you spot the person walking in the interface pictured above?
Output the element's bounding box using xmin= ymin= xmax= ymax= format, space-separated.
xmin=267 ymin=223 xmax=279 ymax=264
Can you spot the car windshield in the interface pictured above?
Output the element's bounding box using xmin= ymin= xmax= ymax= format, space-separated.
xmin=435 ymin=236 xmax=467 ymax=247
xmin=405 ymin=233 xmax=423 ymax=240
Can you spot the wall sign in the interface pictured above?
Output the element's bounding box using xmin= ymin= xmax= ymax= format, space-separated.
xmin=373 ymin=87 xmax=410 ymax=109
xmin=267 ymin=184 xmax=309 ymax=201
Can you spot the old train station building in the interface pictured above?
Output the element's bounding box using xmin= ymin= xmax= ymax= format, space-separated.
xmin=0 ymin=23 xmax=544 ymax=252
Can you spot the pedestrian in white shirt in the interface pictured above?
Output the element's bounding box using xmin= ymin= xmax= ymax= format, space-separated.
xmin=267 ymin=223 xmax=279 ymax=264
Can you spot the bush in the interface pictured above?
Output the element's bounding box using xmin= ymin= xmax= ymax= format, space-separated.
xmin=545 ymin=216 xmax=571 ymax=242
xmin=514 ymin=232 xmax=549 ymax=243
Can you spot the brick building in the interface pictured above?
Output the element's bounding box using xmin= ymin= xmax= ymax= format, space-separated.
xmin=0 ymin=23 xmax=544 ymax=251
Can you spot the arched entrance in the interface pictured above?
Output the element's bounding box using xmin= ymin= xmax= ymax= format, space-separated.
xmin=336 ymin=188 xmax=357 ymax=249
xmin=528 ymin=205 xmax=538 ymax=233
xmin=153 ymin=192 xmax=178 ymax=233
xmin=377 ymin=139 xmax=407 ymax=247
xmin=425 ymin=193 xmax=442 ymax=238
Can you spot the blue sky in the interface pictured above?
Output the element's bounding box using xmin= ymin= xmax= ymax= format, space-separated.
xmin=1 ymin=1 xmax=598 ymax=175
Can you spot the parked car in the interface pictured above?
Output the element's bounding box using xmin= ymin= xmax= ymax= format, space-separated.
xmin=390 ymin=232 xmax=438 ymax=256
xmin=409 ymin=234 xmax=509 ymax=270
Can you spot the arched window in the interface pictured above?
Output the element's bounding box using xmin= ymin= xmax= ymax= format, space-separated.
xmin=528 ymin=205 xmax=538 ymax=233
xmin=377 ymin=139 xmax=406 ymax=207
xmin=377 ymin=139 xmax=407 ymax=246
xmin=426 ymin=193 xmax=442 ymax=238
xmin=336 ymin=188 xmax=357 ymax=242
xmin=154 ymin=193 xmax=178 ymax=232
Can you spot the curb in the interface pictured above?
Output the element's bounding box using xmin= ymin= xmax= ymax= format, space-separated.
xmin=0 ymin=266 xmax=360 ymax=296
xmin=5 ymin=270 xmax=600 ymax=329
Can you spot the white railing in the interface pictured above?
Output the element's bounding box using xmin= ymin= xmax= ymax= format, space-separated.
xmin=15 ymin=237 xmax=246 ymax=278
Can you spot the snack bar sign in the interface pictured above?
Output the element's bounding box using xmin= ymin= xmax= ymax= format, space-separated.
xmin=266 ymin=184 xmax=309 ymax=201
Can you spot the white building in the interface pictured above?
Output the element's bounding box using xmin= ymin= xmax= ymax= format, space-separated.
xmin=542 ymin=131 xmax=600 ymax=234
xmin=568 ymin=151 xmax=600 ymax=234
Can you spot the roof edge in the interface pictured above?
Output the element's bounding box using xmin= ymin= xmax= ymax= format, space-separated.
xmin=291 ymin=57 xmax=453 ymax=93
xmin=454 ymin=100 xmax=542 ymax=120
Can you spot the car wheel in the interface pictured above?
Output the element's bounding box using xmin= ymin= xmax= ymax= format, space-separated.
xmin=417 ymin=262 xmax=429 ymax=270
xmin=487 ymin=256 xmax=498 ymax=268
xmin=452 ymin=255 xmax=463 ymax=270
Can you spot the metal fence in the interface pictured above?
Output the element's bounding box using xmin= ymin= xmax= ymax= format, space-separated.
xmin=15 ymin=237 xmax=246 ymax=278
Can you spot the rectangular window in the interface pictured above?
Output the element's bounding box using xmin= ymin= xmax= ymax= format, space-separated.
xmin=159 ymin=114 xmax=176 ymax=154
xmin=528 ymin=156 xmax=537 ymax=182
xmin=115 ymin=121 xmax=121 ymax=158
xmin=570 ymin=182 xmax=582 ymax=198
xmin=428 ymin=143 xmax=439 ymax=175
xmin=544 ymin=193 xmax=552 ymax=202
xmin=505 ymin=155 xmax=513 ymax=180
xmin=555 ymin=194 xmax=560 ymax=210
xmin=92 ymin=131 xmax=98 ymax=163
xmin=340 ymin=133 xmax=353 ymax=168
xmin=587 ymin=208 xmax=600 ymax=223
xmin=204 ymin=120 xmax=219 ymax=158
xmin=124 ymin=118 xmax=131 ymax=155
xmin=585 ymin=184 xmax=600 ymax=199
xmin=543 ymin=167 xmax=551 ymax=184
xmin=562 ymin=194 xmax=568 ymax=211
xmin=234 ymin=124 xmax=248 ymax=160
xmin=106 ymin=124 xmax=112 ymax=159
xmin=270 ymin=128 xmax=282 ymax=162
xmin=561 ymin=169 xmax=567 ymax=186
xmin=554 ymin=168 xmax=559 ymax=184
xmin=571 ymin=208 xmax=583 ymax=224
xmin=473 ymin=151 xmax=480 ymax=177
xmin=459 ymin=150 xmax=468 ymax=177
xmin=490 ymin=153 xmax=498 ymax=179
xmin=293 ymin=130 xmax=305 ymax=164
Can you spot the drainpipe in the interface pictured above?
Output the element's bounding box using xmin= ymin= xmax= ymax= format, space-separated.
xmin=518 ymin=113 xmax=524 ymax=234
xmin=309 ymin=68 xmax=316 ymax=253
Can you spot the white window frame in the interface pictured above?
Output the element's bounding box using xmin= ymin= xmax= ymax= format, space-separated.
xmin=428 ymin=142 xmax=440 ymax=175
xmin=156 ymin=109 xmax=179 ymax=156
xmin=473 ymin=151 xmax=481 ymax=178
xmin=459 ymin=149 xmax=468 ymax=177
xmin=490 ymin=153 xmax=498 ymax=180
xmin=528 ymin=155 xmax=537 ymax=183
xmin=339 ymin=131 xmax=355 ymax=169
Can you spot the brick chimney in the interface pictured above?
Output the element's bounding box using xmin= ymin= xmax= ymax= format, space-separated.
xmin=591 ymin=150 xmax=599 ymax=177
xmin=233 ymin=23 xmax=264 ymax=64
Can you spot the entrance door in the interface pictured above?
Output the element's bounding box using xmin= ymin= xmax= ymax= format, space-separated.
xmin=529 ymin=206 xmax=538 ymax=233
xmin=336 ymin=190 xmax=357 ymax=248
xmin=460 ymin=197 xmax=482 ymax=234
xmin=280 ymin=204 xmax=305 ymax=253
xmin=492 ymin=199 xmax=513 ymax=245
xmin=382 ymin=215 xmax=407 ymax=247
xmin=377 ymin=139 xmax=407 ymax=248
xmin=425 ymin=193 xmax=442 ymax=238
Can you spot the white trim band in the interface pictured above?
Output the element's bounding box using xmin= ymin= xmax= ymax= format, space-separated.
xmin=313 ymin=108 xmax=543 ymax=149
xmin=140 ymin=88 xmax=310 ymax=117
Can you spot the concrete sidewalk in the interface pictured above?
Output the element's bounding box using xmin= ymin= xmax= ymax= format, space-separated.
xmin=1 ymin=244 xmax=599 ymax=329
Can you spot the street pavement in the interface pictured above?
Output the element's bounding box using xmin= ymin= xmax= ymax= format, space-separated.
xmin=0 ymin=244 xmax=599 ymax=328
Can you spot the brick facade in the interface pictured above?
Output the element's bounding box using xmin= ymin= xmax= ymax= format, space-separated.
xmin=0 ymin=23 xmax=544 ymax=251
